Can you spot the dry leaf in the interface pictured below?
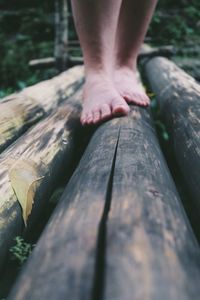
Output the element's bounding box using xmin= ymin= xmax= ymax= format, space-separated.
xmin=9 ymin=159 xmax=45 ymax=226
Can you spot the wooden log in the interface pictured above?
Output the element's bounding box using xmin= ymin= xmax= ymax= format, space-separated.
xmin=144 ymin=56 xmax=200 ymax=217
xmin=8 ymin=117 xmax=121 ymax=300
xmin=8 ymin=107 xmax=200 ymax=300
xmin=0 ymin=96 xmax=44 ymax=153
xmin=104 ymin=110 xmax=200 ymax=300
xmin=0 ymin=89 xmax=88 ymax=272
xmin=0 ymin=65 xmax=84 ymax=153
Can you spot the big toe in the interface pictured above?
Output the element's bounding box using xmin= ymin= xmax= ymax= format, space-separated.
xmin=125 ymin=92 xmax=150 ymax=106
xmin=100 ymin=104 xmax=112 ymax=121
xmin=112 ymin=98 xmax=130 ymax=116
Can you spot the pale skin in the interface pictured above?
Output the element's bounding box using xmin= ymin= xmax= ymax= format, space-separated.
xmin=71 ymin=0 xmax=158 ymax=125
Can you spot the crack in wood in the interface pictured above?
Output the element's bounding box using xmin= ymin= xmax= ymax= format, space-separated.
xmin=91 ymin=127 xmax=121 ymax=300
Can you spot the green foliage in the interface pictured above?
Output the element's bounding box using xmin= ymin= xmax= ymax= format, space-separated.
xmin=149 ymin=2 xmax=200 ymax=45
xmin=9 ymin=236 xmax=34 ymax=266
xmin=0 ymin=0 xmax=199 ymax=94
xmin=149 ymin=96 xmax=169 ymax=142
xmin=0 ymin=1 xmax=55 ymax=92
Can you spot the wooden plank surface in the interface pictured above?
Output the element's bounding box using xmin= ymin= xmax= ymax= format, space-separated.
xmin=0 ymin=65 xmax=84 ymax=153
xmin=144 ymin=56 xmax=200 ymax=217
xmin=8 ymin=107 xmax=200 ymax=300
xmin=0 ymin=89 xmax=87 ymax=271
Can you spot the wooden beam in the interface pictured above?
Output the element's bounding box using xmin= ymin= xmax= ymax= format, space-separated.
xmin=0 ymin=65 xmax=84 ymax=153
xmin=144 ymin=56 xmax=200 ymax=219
xmin=8 ymin=107 xmax=200 ymax=300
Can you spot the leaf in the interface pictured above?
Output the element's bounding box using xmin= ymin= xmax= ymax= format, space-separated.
xmin=9 ymin=159 xmax=45 ymax=226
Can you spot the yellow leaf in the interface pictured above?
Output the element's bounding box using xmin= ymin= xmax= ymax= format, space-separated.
xmin=9 ymin=159 xmax=45 ymax=226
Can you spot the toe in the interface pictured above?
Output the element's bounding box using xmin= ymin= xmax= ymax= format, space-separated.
xmin=112 ymin=98 xmax=130 ymax=116
xmin=125 ymin=92 xmax=150 ymax=107
xmin=92 ymin=110 xmax=101 ymax=124
xmin=86 ymin=113 xmax=93 ymax=125
xmin=100 ymin=104 xmax=112 ymax=121
xmin=80 ymin=111 xmax=88 ymax=125
xmin=138 ymin=94 xmax=150 ymax=106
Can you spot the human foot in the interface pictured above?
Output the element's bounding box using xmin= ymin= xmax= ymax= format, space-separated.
xmin=114 ymin=67 xmax=150 ymax=106
xmin=81 ymin=74 xmax=130 ymax=125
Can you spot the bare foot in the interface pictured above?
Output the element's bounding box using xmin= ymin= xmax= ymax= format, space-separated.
xmin=81 ymin=73 xmax=130 ymax=125
xmin=114 ymin=67 xmax=150 ymax=106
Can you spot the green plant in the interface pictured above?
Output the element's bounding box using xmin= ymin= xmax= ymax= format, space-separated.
xmin=150 ymin=95 xmax=169 ymax=142
xmin=9 ymin=236 xmax=34 ymax=266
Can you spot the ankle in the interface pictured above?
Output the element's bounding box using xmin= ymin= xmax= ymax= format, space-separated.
xmin=84 ymin=61 xmax=113 ymax=77
xmin=85 ymin=69 xmax=112 ymax=84
xmin=114 ymin=65 xmax=137 ymax=75
xmin=114 ymin=57 xmax=137 ymax=72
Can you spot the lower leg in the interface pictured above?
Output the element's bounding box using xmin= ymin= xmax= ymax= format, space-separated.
xmin=114 ymin=0 xmax=158 ymax=105
xmin=71 ymin=0 xmax=130 ymax=125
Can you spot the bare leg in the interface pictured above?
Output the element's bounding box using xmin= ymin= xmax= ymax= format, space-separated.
xmin=71 ymin=0 xmax=130 ymax=125
xmin=114 ymin=0 xmax=158 ymax=106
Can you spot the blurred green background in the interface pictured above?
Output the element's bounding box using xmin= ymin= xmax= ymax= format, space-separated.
xmin=0 ymin=0 xmax=199 ymax=97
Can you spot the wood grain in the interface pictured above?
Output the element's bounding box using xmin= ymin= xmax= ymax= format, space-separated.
xmin=0 ymin=65 xmax=84 ymax=152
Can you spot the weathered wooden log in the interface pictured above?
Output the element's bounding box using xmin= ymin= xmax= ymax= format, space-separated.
xmin=0 ymin=96 xmax=44 ymax=153
xmin=8 ymin=107 xmax=200 ymax=300
xmin=104 ymin=112 xmax=200 ymax=300
xmin=0 ymin=89 xmax=89 ymax=272
xmin=0 ymin=65 xmax=84 ymax=153
xmin=144 ymin=56 xmax=200 ymax=217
